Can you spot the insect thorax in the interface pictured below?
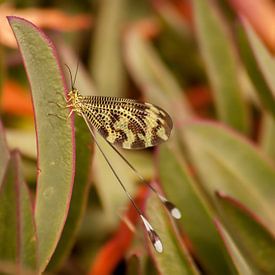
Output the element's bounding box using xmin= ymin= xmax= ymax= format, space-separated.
xmin=68 ymin=88 xmax=84 ymax=116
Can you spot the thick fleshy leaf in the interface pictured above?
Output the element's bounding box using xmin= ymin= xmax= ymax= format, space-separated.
xmin=47 ymin=115 xmax=93 ymax=270
xmin=158 ymin=144 xmax=237 ymax=274
xmin=237 ymin=22 xmax=275 ymax=118
xmin=181 ymin=121 xmax=275 ymax=232
xmin=259 ymin=113 xmax=275 ymax=162
xmin=8 ymin=16 xmax=75 ymax=272
xmin=216 ymin=192 xmax=275 ymax=273
xmin=215 ymin=220 xmax=255 ymax=275
xmin=91 ymin=0 xmax=126 ymax=97
xmin=145 ymin=192 xmax=199 ymax=275
xmin=0 ymin=121 xmax=10 ymax=184
xmin=125 ymin=25 xmax=192 ymax=127
xmin=44 ymin=39 xmax=93 ymax=271
xmin=245 ymin=21 xmax=275 ymax=98
xmin=0 ymin=151 xmax=37 ymax=272
xmin=193 ymin=0 xmax=249 ymax=133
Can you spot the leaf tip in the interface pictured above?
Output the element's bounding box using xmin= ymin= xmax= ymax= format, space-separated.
xmin=7 ymin=15 xmax=27 ymax=24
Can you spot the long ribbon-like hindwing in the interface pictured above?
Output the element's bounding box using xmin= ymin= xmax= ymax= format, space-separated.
xmin=66 ymin=86 xmax=181 ymax=253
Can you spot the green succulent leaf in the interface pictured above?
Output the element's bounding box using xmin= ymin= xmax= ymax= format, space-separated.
xmin=244 ymin=22 xmax=275 ymax=97
xmin=259 ymin=113 xmax=275 ymax=162
xmin=237 ymin=22 xmax=275 ymax=118
xmin=216 ymin=192 xmax=275 ymax=274
xmin=193 ymin=0 xmax=249 ymax=133
xmin=158 ymin=144 xmax=237 ymax=274
xmin=181 ymin=121 xmax=275 ymax=232
xmin=0 ymin=151 xmax=37 ymax=272
xmin=47 ymin=115 xmax=93 ymax=270
xmin=45 ymin=36 xmax=94 ymax=270
xmin=0 ymin=121 xmax=10 ymax=184
xmin=8 ymin=16 xmax=75 ymax=272
xmin=91 ymin=0 xmax=126 ymax=97
xmin=215 ymin=220 xmax=254 ymax=275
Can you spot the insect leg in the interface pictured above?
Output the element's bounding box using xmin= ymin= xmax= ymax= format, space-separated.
xmin=47 ymin=113 xmax=67 ymax=121
xmin=48 ymin=101 xmax=67 ymax=109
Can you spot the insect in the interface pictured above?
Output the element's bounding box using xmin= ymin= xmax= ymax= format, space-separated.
xmin=64 ymin=65 xmax=181 ymax=253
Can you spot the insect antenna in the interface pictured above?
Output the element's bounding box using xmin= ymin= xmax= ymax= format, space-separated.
xmin=106 ymin=141 xmax=181 ymax=220
xmin=64 ymin=60 xmax=79 ymax=90
xmin=73 ymin=60 xmax=80 ymax=89
xmin=81 ymin=112 xmax=163 ymax=253
xmin=64 ymin=64 xmax=74 ymax=90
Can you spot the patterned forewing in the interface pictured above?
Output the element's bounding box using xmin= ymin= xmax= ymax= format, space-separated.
xmin=80 ymin=96 xmax=173 ymax=149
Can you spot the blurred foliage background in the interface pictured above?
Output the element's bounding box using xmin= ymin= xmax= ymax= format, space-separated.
xmin=0 ymin=0 xmax=275 ymax=274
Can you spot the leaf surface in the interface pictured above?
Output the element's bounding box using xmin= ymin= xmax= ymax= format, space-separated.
xmin=193 ymin=0 xmax=249 ymax=133
xmin=216 ymin=192 xmax=275 ymax=273
xmin=181 ymin=121 xmax=275 ymax=232
xmin=158 ymin=144 xmax=237 ymax=274
xmin=8 ymin=16 xmax=75 ymax=272
xmin=0 ymin=151 xmax=37 ymax=272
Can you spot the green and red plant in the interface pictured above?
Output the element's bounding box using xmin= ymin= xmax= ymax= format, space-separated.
xmin=0 ymin=0 xmax=275 ymax=274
